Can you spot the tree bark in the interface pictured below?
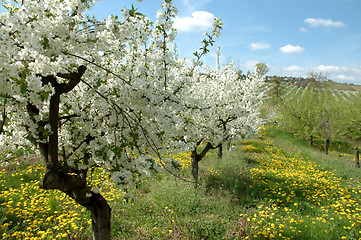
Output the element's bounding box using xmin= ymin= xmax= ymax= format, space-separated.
xmin=191 ymin=150 xmax=200 ymax=187
xmin=355 ymin=146 xmax=360 ymax=168
xmin=40 ymin=169 xmax=111 ymax=240
xmin=0 ymin=107 xmax=6 ymax=135
xmin=325 ymin=138 xmax=330 ymax=155
xmin=89 ymin=194 xmax=111 ymax=240
xmin=217 ymin=144 xmax=223 ymax=159
xmin=190 ymin=142 xmax=217 ymax=187
xmin=226 ymin=139 xmax=231 ymax=151
xmin=310 ymin=135 xmax=313 ymax=146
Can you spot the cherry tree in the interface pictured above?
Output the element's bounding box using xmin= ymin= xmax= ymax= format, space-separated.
xmin=0 ymin=0 xmax=195 ymax=238
xmin=182 ymin=63 xmax=265 ymax=185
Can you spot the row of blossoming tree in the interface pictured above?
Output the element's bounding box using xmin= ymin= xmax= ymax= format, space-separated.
xmin=0 ymin=0 xmax=265 ymax=239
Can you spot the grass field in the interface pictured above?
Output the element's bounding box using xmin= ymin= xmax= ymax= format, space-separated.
xmin=1 ymin=126 xmax=361 ymax=239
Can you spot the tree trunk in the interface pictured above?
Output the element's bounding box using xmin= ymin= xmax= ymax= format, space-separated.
xmin=226 ymin=139 xmax=231 ymax=151
xmin=33 ymin=66 xmax=112 ymax=240
xmin=89 ymin=194 xmax=111 ymax=240
xmin=40 ymin=169 xmax=112 ymax=240
xmin=0 ymin=107 xmax=6 ymax=135
xmin=217 ymin=144 xmax=223 ymax=159
xmin=190 ymin=142 xmax=216 ymax=188
xmin=325 ymin=138 xmax=330 ymax=155
xmin=310 ymin=135 xmax=313 ymax=146
xmin=191 ymin=150 xmax=200 ymax=187
xmin=355 ymin=146 xmax=360 ymax=168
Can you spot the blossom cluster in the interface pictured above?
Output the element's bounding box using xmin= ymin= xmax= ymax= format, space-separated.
xmin=0 ymin=0 xmax=265 ymax=192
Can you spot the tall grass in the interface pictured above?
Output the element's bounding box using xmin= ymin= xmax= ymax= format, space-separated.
xmin=1 ymin=126 xmax=361 ymax=239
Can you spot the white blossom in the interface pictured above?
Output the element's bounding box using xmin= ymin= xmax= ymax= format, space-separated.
xmin=0 ymin=0 xmax=264 ymax=191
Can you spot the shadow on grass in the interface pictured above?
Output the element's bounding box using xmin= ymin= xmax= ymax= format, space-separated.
xmin=204 ymin=162 xmax=333 ymax=215
xmin=204 ymin=167 xmax=265 ymax=208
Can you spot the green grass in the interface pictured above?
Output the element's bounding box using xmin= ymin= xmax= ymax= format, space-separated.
xmin=1 ymin=126 xmax=361 ymax=239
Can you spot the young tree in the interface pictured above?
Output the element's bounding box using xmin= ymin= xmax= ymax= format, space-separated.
xmin=255 ymin=62 xmax=269 ymax=77
xmin=276 ymin=87 xmax=320 ymax=146
xmin=314 ymin=88 xmax=340 ymax=154
xmin=276 ymin=85 xmax=359 ymax=151
xmin=334 ymin=91 xmax=361 ymax=142
xmin=269 ymin=76 xmax=282 ymax=100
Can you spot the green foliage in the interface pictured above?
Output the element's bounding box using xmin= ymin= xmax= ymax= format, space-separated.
xmin=255 ymin=62 xmax=269 ymax=76
xmin=276 ymin=86 xmax=320 ymax=143
xmin=276 ymin=86 xmax=361 ymax=145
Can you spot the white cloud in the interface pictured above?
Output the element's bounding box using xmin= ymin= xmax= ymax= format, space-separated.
xmin=334 ymin=74 xmax=356 ymax=82
xmin=298 ymin=27 xmax=307 ymax=32
xmin=304 ymin=18 xmax=347 ymax=28
xmin=282 ymin=65 xmax=308 ymax=77
xmin=173 ymin=11 xmax=215 ymax=32
xmin=281 ymin=64 xmax=361 ymax=84
xmin=250 ymin=42 xmax=270 ymax=50
xmin=314 ymin=65 xmax=342 ymax=72
xmin=279 ymin=44 xmax=305 ymax=54
xmin=243 ymin=60 xmax=259 ymax=71
xmin=283 ymin=65 xmax=306 ymax=72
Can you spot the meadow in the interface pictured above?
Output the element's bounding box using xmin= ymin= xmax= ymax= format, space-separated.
xmin=1 ymin=127 xmax=361 ymax=239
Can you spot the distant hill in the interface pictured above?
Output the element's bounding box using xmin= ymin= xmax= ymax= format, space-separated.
xmin=265 ymin=75 xmax=361 ymax=92
xmin=321 ymin=81 xmax=361 ymax=91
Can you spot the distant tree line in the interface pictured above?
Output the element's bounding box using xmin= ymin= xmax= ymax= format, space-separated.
xmin=273 ymin=73 xmax=361 ymax=153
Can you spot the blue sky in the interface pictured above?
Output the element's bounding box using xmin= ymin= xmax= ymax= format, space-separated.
xmin=2 ymin=0 xmax=361 ymax=84
xmin=90 ymin=0 xmax=361 ymax=84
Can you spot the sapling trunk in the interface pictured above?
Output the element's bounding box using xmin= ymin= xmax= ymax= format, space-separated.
xmin=325 ymin=138 xmax=330 ymax=155
xmin=355 ymin=146 xmax=360 ymax=168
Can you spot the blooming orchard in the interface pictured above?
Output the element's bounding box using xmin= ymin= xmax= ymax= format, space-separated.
xmin=181 ymin=63 xmax=265 ymax=183
xmin=0 ymin=0 xmax=265 ymax=239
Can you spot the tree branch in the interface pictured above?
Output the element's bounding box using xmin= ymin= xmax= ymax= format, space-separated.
xmin=63 ymin=52 xmax=131 ymax=86
xmin=57 ymin=65 xmax=87 ymax=93
xmin=0 ymin=106 xmax=6 ymax=135
xmin=66 ymin=134 xmax=96 ymax=160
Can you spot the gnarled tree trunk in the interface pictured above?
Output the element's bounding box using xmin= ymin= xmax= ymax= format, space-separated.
xmin=89 ymin=194 xmax=111 ymax=240
xmin=40 ymin=169 xmax=111 ymax=240
xmin=26 ymin=66 xmax=112 ymax=240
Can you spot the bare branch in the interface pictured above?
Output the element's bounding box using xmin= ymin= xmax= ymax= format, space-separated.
xmin=0 ymin=107 xmax=6 ymax=135
xmin=63 ymin=52 xmax=131 ymax=86
xmin=66 ymin=134 xmax=96 ymax=161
